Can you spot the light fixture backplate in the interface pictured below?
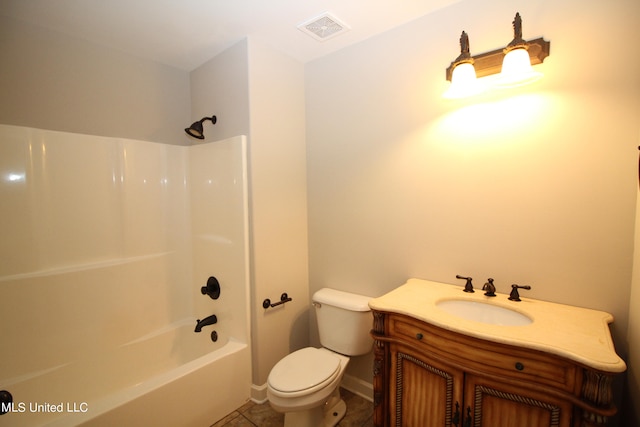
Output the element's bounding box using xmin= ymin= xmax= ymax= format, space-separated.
xmin=445 ymin=37 xmax=550 ymax=81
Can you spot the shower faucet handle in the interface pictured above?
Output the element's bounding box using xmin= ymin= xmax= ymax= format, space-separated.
xmin=201 ymin=276 xmax=221 ymax=300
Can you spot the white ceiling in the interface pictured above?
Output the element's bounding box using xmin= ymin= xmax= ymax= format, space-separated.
xmin=0 ymin=0 xmax=460 ymax=71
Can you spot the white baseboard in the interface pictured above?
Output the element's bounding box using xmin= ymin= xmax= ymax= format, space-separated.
xmin=250 ymin=382 xmax=268 ymax=404
xmin=340 ymin=374 xmax=373 ymax=402
xmin=251 ymin=373 xmax=373 ymax=405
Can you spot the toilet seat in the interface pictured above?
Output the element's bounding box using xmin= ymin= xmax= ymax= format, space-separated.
xmin=268 ymin=347 xmax=341 ymax=397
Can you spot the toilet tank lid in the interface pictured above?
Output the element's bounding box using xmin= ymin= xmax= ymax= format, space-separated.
xmin=312 ymin=288 xmax=372 ymax=311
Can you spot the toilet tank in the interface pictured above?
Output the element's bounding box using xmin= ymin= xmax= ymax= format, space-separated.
xmin=313 ymin=288 xmax=373 ymax=356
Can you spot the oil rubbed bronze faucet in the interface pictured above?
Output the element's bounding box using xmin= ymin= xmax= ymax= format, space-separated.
xmin=194 ymin=314 xmax=218 ymax=332
xmin=508 ymin=284 xmax=531 ymax=302
xmin=482 ymin=278 xmax=497 ymax=297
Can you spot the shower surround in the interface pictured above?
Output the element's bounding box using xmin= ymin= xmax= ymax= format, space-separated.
xmin=0 ymin=125 xmax=251 ymax=426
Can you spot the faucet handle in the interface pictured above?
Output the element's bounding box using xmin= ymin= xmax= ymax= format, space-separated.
xmin=508 ymin=284 xmax=531 ymax=302
xmin=201 ymin=276 xmax=221 ymax=300
xmin=456 ymin=275 xmax=474 ymax=293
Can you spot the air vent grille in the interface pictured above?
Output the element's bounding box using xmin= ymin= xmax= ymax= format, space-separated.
xmin=298 ymin=12 xmax=350 ymax=41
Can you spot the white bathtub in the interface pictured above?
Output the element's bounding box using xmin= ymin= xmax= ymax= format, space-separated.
xmin=0 ymin=320 xmax=250 ymax=427
xmin=0 ymin=126 xmax=252 ymax=427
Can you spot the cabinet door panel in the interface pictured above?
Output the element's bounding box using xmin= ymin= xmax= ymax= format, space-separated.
xmin=465 ymin=374 xmax=572 ymax=427
xmin=390 ymin=344 xmax=464 ymax=427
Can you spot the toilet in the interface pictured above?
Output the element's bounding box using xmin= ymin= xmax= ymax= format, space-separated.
xmin=267 ymin=288 xmax=373 ymax=427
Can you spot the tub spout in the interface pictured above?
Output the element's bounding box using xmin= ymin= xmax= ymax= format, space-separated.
xmin=194 ymin=314 xmax=217 ymax=332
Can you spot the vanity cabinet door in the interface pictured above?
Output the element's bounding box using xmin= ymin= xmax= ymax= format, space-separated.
xmin=389 ymin=343 xmax=464 ymax=427
xmin=463 ymin=374 xmax=574 ymax=427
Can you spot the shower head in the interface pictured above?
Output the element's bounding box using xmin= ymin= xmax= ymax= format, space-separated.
xmin=185 ymin=115 xmax=217 ymax=139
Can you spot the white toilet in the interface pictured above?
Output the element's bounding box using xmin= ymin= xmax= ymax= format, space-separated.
xmin=267 ymin=288 xmax=373 ymax=427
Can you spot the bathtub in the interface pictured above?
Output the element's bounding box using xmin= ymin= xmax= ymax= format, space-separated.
xmin=0 ymin=126 xmax=252 ymax=427
xmin=0 ymin=320 xmax=250 ymax=427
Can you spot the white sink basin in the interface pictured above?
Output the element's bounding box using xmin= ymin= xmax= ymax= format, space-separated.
xmin=436 ymin=299 xmax=533 ymax=326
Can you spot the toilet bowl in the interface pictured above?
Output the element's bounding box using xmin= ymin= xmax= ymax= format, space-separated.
xmin=268 ymin=347 xmax=349 ymax=427
xmin=266 ymin=288 xmax=373 ymax=427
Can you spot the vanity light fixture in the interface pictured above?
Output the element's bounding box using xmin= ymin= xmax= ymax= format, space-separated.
xmin=444 ymin=12 xmax=550 ymax=98
xmin=184 ymin=115 xmax=217 ymax=139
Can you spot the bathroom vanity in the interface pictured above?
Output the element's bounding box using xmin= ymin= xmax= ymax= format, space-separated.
xmin=368 ymin=278 xmax=626 ymax=427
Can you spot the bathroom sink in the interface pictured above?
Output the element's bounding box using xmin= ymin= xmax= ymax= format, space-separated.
xmin=436 ymin=299 xmax=532 ymax=326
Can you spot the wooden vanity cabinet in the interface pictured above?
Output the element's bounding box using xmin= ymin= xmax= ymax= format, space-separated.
xmin=372 ymin=311 xmax=618 ymax=427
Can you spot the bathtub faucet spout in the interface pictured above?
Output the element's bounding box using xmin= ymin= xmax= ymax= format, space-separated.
xmin=194 ymin=314 xmax=217 ymax=332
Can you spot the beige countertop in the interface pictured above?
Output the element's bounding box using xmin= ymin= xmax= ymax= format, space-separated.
xmin=368 ymin=278 xmax=626 ymax=373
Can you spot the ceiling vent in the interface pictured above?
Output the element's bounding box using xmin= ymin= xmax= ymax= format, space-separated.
xmin=297 ymin=12 xmax=350 ymax=42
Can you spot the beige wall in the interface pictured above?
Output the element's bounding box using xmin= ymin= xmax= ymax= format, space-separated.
xmin=0 ymin=16 xmax=191 ymax=145
xmin=246 ymin=38 xmax=309 ymax=386
xmin=189 ymin=40 xmax=250 ymax=142
xmin=305 ymin=0 xmax=640 ymax=405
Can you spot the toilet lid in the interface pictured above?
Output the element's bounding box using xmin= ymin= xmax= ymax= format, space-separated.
xmin=268 ymin=347 xmax=341 ymax=393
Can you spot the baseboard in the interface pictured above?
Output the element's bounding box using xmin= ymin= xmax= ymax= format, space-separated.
xmin=251 ymin=374 xmax=373 ymax=405
xmin=250 ymin=383 xmax=268 ymax=404
xmin=340 ymin=374 xmax=373 ymax=402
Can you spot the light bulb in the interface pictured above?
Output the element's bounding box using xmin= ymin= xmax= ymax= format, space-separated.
xmin=443 ymin=62 xmax=485 ymax=99
xmin=496 ymin=48 xmax=542 ymax=88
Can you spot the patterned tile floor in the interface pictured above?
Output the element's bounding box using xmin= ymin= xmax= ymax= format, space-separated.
xmin=211 ymin=388 xmax=374 ymax=427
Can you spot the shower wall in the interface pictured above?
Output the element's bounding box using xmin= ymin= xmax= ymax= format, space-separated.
xmin=0 ymin=124 xmax=249 ymax=389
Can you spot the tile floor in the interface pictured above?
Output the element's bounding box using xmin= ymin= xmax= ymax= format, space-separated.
xmin=210 ymin=388 xmax=374 ymax=427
